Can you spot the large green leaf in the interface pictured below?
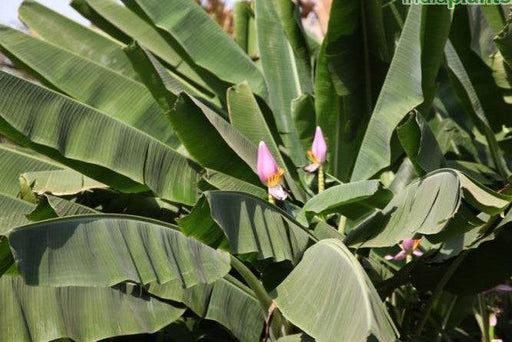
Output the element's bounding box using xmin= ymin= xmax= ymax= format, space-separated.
xmin=72 ymin=0 xmax=222 ymax=102
xmin=132 ymin=0 xmax=267 ymax=98
xmin=315 ymin=0 xmax=388 ymax=181
xmin=8 ymin=215 xmax=230 ymax=287
xmin=169 ymin=93 xmax=259 ymax=184
xmin=346 ymin=169 xmax=512 ymax=247
xmin=0 ymin=71 xmax=201 ymax=205
xmin=180 ymin=191 xmax=313 ymax=263
xmin=227 ymin=82 xmax=306 ymax=201
xmin=255 ymin=0 xmax=309 ymax=167
xmin=351 ymin=4 xmax=452 ymax=181
xmin=18 ymin=0 xmax=139 ymax=81
xmin=0 ymin=276 xmax=184 ymax=342
xmin=274 ymin=239 xmax=398 ymax=342
xmin=148 ymin=275 xmax=263 ymax=342
xmin=297 ymin=180 xmax=392 ymax=225
xmin=0 ymin=26 xmax=178 ymax=148
xmin=350 ymin=4 xmax=422 ymax=180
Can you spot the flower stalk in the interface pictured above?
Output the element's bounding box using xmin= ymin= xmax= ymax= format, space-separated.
xmin=318 ymin=165 xmax=324 ymax=193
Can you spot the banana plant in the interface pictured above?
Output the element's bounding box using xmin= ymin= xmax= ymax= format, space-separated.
xmin=1 ymin=0 xmax=512 ymax=341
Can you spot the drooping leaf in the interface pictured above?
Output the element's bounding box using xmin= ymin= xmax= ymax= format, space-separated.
xmin=274 ymin=239 xmax=398 ymax=342
xmin=0 ymin=144 xmax=62 ymax=198
xmin=0 ymin=71 xmax=201 ymax=205
xmin=169 ymin=93 xmax=259 ymax=184
xmin=132 ymin=0 xmax=267 ymax=98
xmin=0 ymin=276 xmax=185 ymax=342
xmin=495 ymin=10 xmax=512 ymax=68
xmin=147 ymin=275 xmax=263 ymax=342
xmin=346 ymin=169 xmax=512 ymax=248
xmin=72 ymin=0 xmax=223 ymax=102
xmin=445 ymin=40 xmax=510 ymax=178
xmin=203 ymin=169 xmax=267 ymax=200
xmin=124 ymin=42 xmax=178 ymax=112
xmin=8 ymin=215 xmax=231 ymax=287
xmin=181 ymin=191 xmax=313 ymax=263
xmin=0 ymin=26 xmax=179 ymax=148
xmin=18 ymin=0 xmax=140 ymax=81
xmin=0 ymin=195 xmax=33 ymax=234
xmin=26 ymin=194 xmax=98 ymax=221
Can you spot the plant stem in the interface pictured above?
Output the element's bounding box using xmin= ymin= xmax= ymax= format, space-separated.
xmin=318 ymin=165 xmax=325 ymax=193
xmin=268 ymin=194 xmax=275 ymax=204
xmin=230 ymin=255 xmax=290 ymax=338
xmin=416 ymin=250 xmax=469 ymax=336
xmin=338 ymin=215 xmax=347 ymax=233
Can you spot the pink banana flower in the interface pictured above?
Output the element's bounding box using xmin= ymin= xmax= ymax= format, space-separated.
xmin=385 ymin=239 xmax=423 ymax=261
xmin=257 ymin=141 xmax=287 ymax=201
xmin=304 ymin=126 xmax=327 ymax=173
